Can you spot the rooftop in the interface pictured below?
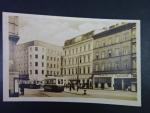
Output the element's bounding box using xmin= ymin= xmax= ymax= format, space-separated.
xmin=93 ymin=23 xmax=136 ymax=39
xmin=64 ymin=31 xmax=94 ymax=46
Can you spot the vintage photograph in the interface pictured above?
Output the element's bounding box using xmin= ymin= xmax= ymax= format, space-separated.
xmin=3 ymin=12 xmax=141 ymax=106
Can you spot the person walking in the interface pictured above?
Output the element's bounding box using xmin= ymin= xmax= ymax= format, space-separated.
xmin=20 ymin=84 xmax=24 ymax=95
xmin=69 ymin=81 xmax=72 ymax=92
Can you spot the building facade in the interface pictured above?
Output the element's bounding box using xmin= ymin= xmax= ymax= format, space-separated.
xmin=92 ymin=23 xmax=136 ymax=90
xmin=15 ymin=40 xmax=63 ymax=83
xmin=62 ymin=31 xmax=94 ymax=88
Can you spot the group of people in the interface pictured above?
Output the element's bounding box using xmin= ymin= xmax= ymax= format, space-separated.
xmin=65 ymin=81 xmax=92 ymax=92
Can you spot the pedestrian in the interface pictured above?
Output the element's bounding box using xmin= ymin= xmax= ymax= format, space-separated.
xmin=72 ymin=83 xmax=75 ymax=90
xmin=20 ymin=84 xmax=24 ymax=95
xmin=69 ymin=82 xmax=72 ymax=92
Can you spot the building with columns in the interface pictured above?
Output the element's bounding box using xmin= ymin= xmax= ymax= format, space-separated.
xmin=62 ymin=31 xmax=94 ymax=88
xmin=92 ymin=23 xmax=137 ymax=90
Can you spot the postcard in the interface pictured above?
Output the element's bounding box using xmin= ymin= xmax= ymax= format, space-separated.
xmin=3 ymin=12 xmax=141 ymax=106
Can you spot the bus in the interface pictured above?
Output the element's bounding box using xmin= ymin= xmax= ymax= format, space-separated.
xmin=44 ymin=76 xmax=64 ymax=92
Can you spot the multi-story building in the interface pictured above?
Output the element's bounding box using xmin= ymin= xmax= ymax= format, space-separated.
xmin=92 ymin=23 xmax=136 ymax=90
xmin=62 ymin=31 xmax=94 ymax=88
xmin=15 ymin=40 xmax=63 ymax=83
xmin=9 ymin=16 xmax=20 ymax=96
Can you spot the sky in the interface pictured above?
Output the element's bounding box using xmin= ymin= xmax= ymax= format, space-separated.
xmin=17 ymin=14 xmax=126 ymax=46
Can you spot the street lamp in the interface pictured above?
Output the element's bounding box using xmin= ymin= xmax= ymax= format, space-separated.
xmin=77 ymin=55 xmax=80 ymax=92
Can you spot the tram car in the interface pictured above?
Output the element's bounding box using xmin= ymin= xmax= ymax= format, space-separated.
xmin=44 ymin=76 xmax=64 ymax=92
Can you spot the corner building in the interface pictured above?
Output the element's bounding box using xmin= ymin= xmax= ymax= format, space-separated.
xmin=92 ymin=23 xmax=136 ymax=90
xmin=15 ymin=40 xmax=63 ymax=83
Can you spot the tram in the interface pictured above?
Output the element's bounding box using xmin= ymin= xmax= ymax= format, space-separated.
xmin=44 ymin=76 xmax=64 ymax=92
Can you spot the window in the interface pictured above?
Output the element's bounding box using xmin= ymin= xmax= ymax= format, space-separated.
xmin=30 ymin=47 xmax=32 ymax=51
xmin=64 ymin=69 xmax=66 ymax=75
xmin=84 ymin=55 xmax=86 ymax=63
xmin=30 ymin=70 xmax=32 ymax=74
xmin=42 ymin=62 xmax=44 ymax=67
xmin=69 ymin=58 xmax=71 ymax=65
xmin=96 ymin=52 xmax=99 ymax=60
xmin=116 ymin=62 xmax=120 ymax=69
xmin=69 ymin=69 xmax=70 ymax=75
xmin=47 ymin=70 xmax=49 ymax=75
xmin=123 ymin=46 xmax=128 ymax=55
xmin=133 ymin=59 xmax=136 ymax=69
xmin=72 ymin=69 xmax=74 ymax=74
xmin=47 ymin=56 xmax=49 ymax=60
xmin=79 ymin=67 xmax=81 ymax=74
xmin=108 ymin=50 xmax=112 ymax=57
xmin=42 ymin=55 xmax=44 ymax=59
xmin=132 ymin=44 xmax=136 ymax=53
xmin=72 ymin=58 xmax=74 ymax=64
xmin=30 ymin=55 xmax=32 ymax=59
xmin=35 ymin=62 xmax=38 ymax=66
xmin=35 ymin=47 xmax=38 ymax=51
xmin=42 ymin=70 xmax=44 ymax=74
xmin=54 ymin=64 xmax=55 ymax=68
xmin=76 ymin=48 xmax=78 ymax=53
xmin=88 ymin=54 xmax=90 ymax=62
xmin=125 ymin=63 xmax=129 ymax=69
xmin=80 ymin=47 xmax=82 ymax=52
xmin=30 ymin=62 xmax=32 ymax=66
xmin=88 ymin=67 xmax=90 ymax=73
xmin=76 ymin=68 xmax=78 ymax=74
xmin=35 ymin=54 xmax=38 ymax=58
xmin=79 ymin=57 xmax=82 ymax=63
xmin=83 ymin=67 xmax=85 ymax=74
xmin=35 ymin=70 xmax=38 ymax=74
xmin=47 ymin=63 xmax=49 ymax=67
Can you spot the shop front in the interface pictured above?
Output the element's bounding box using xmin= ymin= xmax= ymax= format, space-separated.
xmin=93 ymin=74 xmax=135 ymax=91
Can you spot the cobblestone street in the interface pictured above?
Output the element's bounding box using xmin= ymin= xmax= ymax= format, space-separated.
xmin=20 ymin=88 xmax=137 ymax=100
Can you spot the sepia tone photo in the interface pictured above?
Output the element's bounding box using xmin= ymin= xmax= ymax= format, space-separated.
xmin=3 ymin=12 xmax=141 ymax=106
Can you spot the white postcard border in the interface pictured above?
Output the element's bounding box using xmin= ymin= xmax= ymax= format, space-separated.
xmin=2 ymin=12 xmax=141 ymax=107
